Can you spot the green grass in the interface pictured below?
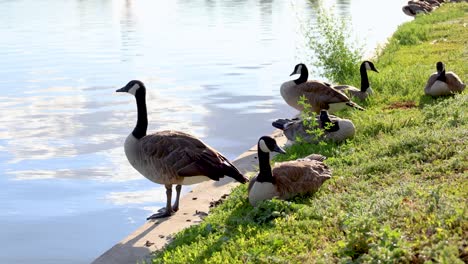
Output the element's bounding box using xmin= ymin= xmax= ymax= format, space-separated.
xmin=150 ymin=4 xmax=468 ymax=263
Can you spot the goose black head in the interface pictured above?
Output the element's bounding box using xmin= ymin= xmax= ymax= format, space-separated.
xmin=116 ymin=80 xmax=146 ymax=96
xmin=319 ymin=110 xmax=331 ymax=123
xmin=258 ymin=136 xmax=286 ymax=154
xmin=436 ymin=61 xmax=445 ymax=73
xmin=362 ymin=61 xmax=379 ymax=73
xmin=290 ymin=63 xmax=307 ymax=76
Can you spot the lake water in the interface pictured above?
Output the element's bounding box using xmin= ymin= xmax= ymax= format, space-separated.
xmin=0 ymin=0 xmax=411 ymax=263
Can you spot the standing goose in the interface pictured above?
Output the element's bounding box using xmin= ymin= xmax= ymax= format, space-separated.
xmin=334 ymin=61 xmax=379 ymax=100
xmin=272 ymin=110 xmax=355 ymax=145
xmin=280 ymin=63 xmax=365 ymax=114
xmin=248 ymin=136 xmax=332 ymax=206
xmin=116 ymin=80 xmax=248 ymax=219
xmin=424 ymin=61 xmax=466 ymax=96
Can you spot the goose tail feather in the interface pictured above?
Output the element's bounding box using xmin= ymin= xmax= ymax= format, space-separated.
xmin=346 ymin=101 xmax=365 ymax=111
xmin=221 ymin=158 xmax=248 ymax=184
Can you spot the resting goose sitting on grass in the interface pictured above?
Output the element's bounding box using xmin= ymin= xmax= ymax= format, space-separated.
xmin=248 ymin=136 xmax=332 ymax=206
xmin=403 ymin=1 xmax=435 ymax=16
xmin=272 ymin=110 xmax=355 ymax=146
xmin=424 ymin=61 xmax=465 ymax=96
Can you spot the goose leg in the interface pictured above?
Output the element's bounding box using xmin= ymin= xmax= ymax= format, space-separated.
xmin=172 ymin=185 xmax=182 ymax=212
xmin=147 ymin=184 xmax=174 ymax=220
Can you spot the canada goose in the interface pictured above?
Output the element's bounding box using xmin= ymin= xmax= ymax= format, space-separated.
xmin=248 ymin=136 xmax=332 ymax=206
xmin=403 ymin=1 xmax=434 ymax=16
xmin=116 ymin=80 xmax=248 ymax=219
xmin=334 ymin=61 xmax=379 ymax=100
xmin=280 ymin=63 xmax=365 ymax=114
xmin=272 ymin=110 xmax=355 ymax=145
xmin=424 ymin=61 xmax=466 ymax=96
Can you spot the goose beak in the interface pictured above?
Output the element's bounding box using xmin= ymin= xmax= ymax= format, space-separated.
xmin=116 ymin=86 xmax=129 ymax=93
xmin=289 ymin=71 xmax=296 ymax=76
xmin=273 ymin=145 xmax=286 ymax=154
xmin=373 ymin=68 xmax=379 ymax=73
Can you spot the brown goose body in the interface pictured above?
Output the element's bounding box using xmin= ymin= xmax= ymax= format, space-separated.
xmin=248 ymin=137 xmax=331 ymax=206
xmin=334 ymin=85 xmax=369 ymax=100
xmin=269 ymin=155 xmax=331 ymax=198
xmin=424 ymin=62 xmax=466 ymax=96
xmin=281 ymin=80 xmax=353 ymax=113
xmin=125 ymin=130 xmax=244 ymax=186
xmin=281 ymin=64 xmax=364 ymax=114
xmin=402 ymin=4 xmax=429 ymax=16
xmin=272 ymin=111 xmax=355 ymax=145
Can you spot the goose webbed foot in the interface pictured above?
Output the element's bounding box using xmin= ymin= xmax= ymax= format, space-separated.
xmin=147 ymin=208 xmax=174 ymax=220
xmin=146 ymin=184 xmax=181 ymax=220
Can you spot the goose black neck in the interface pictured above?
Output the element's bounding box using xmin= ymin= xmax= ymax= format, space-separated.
xmin=320 ymin=112 xmax=339 ymax=132
xmin=360 ymin=64 xmax=370 ymax=92
xmin=437 ymin=69 xmax=446 ymax=82
xmin=132 ymin=90 xmax=148 ymax=139
xmin=294 ymin=66 xmax=309 ymax=85
xmin=256 ymin=148 xmax=274 ymax=183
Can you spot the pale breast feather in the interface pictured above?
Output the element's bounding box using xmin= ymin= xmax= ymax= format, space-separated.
xmin=249 ymin=181 xmax=279 ymax=206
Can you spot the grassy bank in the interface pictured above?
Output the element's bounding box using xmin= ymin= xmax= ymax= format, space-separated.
xmin=150 ymin=4 xmax=467 ymax=263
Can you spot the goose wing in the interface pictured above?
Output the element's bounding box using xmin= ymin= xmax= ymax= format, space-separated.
xmin=424 ymin=72 xmax=438 ymax=94
xmin=272 ymin=159 xmax=331 ymax=198
xmin=296 ymin=80 xmax=350 ymax=104
xmin=140 ymin=130 xmax=246 ymax=182
xmin=334 ymin=85 xmax=368 ymax=100
xmin=446 ymin=72 xmax=466 ymax=92
xmin=334 ymin=85 xmax=359 ymax=93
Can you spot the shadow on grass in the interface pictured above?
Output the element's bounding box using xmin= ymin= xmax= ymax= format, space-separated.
xmin=418 ymin=93 xmax=458 ymax=109
xmin=152 ymin=193 xmax=303 ymax=262
xmin=151 ymin=173 xmax=333 ymax=263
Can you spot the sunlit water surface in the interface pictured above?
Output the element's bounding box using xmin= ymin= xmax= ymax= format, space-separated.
xmin=0 ymin=0 xmax=410 ymax=263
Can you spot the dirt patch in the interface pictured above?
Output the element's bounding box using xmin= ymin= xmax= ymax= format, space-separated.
xmin=384 ymin=101 xmax=417 ymax=110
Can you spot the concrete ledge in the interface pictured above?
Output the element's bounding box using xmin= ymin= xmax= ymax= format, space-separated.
xmin=92 ymin=130 xmax=286 ymax=264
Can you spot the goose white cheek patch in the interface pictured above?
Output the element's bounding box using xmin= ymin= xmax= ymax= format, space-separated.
xmin=258 ymin=139 xmax=270 ymax=153
xmin=128 ymin=84 xmax=139 ymax=95
xmin=296 ymin=64 xmax=302 ymax=74
xmin=365 ymin=62 xmax=372 ymax=71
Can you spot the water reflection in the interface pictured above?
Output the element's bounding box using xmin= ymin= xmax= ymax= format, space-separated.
xmin=120 ymin=0 xmax=140 ymax=62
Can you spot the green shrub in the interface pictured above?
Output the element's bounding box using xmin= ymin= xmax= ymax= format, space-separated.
xmin=306 ymin=7 xmax=362 ymax=84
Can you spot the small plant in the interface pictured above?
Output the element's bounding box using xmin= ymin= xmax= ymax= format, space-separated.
xmin=305 ymin=6 xmax=363 ymax=84
xmin=298 ymin=95 xmax=323 ymax=138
